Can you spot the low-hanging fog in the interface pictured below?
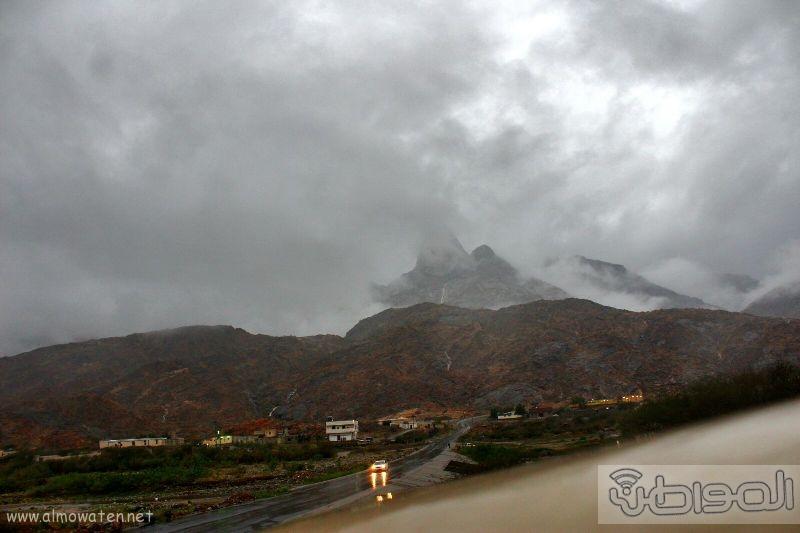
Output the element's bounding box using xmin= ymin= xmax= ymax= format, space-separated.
xmin=1 ymin=1 xmax=799 ymax=355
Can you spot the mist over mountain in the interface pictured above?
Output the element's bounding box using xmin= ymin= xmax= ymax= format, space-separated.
xmin=636 ymin=257 xmax=764 ymax=312
xmin=716 ymin=273 xmax=760 ymax=294
xmin=538 ymin=256 xmax=714 ymax=311
xmin=372 ymin=235 xmax=568 ymax=309
xmin=745 ymin=282 xmax=800 ymax=319
xmin=372 ymin=235 xmax=721 ymax=313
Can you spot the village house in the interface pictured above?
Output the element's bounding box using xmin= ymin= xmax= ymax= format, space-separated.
xmin=408 ymin=419 xmax=434 ymax=430
xmin=201 ymin=433 xmax=262 ymax=447
xmin=99 ymin=437 xmax=184 ymax=449
xmin=223 ymin=419 xmax=289 ymax=443
xmin=325 ymin=418 xmax=359 ymax=441
xmin=254 ymin=427 xmax=280 ymax=439
xmin=204 ymin=419 xmax=321 ymax=446
xmin=497 ymin=411 xmax=523 ymax=420
xmin=380 ymin=417 xmax=434 ymax=430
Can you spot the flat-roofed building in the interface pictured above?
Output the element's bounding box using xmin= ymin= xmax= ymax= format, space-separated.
xmin=99 ymin=437 xmax=184 ymax=449
xmin=390 ymin=418 xmax=434 ymax=430
xmin=201 ymin=434 xmax=262 ymax=447
xmin=325 ymin=419 xmax=359 ymax=441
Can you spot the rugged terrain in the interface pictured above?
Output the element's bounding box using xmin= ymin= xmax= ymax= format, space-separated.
xmin=1 ymin=300 xmax=799 ymax=450
xmin=0 ymin=327 xmax=346 ymax=449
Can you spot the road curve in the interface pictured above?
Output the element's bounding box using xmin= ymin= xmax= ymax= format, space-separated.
xmin=147 ymin=418 xmax=478 ymax=532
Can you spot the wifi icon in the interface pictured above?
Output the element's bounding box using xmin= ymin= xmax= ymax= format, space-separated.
xmin=610 ymin=468 xmax=642 ymax=495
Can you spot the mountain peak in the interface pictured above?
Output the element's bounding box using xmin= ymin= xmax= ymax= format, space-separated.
xmin=373 ymin=236 xmax=569 ymax=309
xmin=413 ymin=233 xmax=474 ymax=277
xmin=471 ymin=244 xmax=496 ymax=260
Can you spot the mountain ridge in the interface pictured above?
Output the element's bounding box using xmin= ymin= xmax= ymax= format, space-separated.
xmin=2 ymin=299 xmax=799 ymax=450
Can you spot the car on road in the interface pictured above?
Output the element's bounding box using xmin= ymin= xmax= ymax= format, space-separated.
xmin=370 ymin=459 xmax=388 ymax=471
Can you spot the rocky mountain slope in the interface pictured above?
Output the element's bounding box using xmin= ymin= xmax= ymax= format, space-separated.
xmin=2 ymin=300 xmax=798 ymax=450
xmin=372 ymin=236 xmax=567 ymax=309
xmin=0 ymin=326 xmax=346 ymax=449
xmin=744 ymin=282 xmax=800 ymax=319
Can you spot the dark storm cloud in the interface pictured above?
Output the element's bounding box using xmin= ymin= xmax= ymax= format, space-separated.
xmin=1 ymin=0 xmax=799 ymax=355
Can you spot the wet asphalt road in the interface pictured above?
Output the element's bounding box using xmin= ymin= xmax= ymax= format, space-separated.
xmin=147 ymin=419 xmax=477 ymax=532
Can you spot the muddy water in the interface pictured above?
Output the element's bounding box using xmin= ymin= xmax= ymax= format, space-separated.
xmin=283 ymin=398 xmax=800 ymax=532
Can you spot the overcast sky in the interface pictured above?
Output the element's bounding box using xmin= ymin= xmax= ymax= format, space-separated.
xmin=1 ymin=0 xmax=799 ymax=355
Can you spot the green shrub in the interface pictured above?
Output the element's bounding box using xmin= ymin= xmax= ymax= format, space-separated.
xmin=28 ymin=465 xmax=206 ymax=497
xmin=459 ymin=444 xmax=543 ymax=470
xmin=0 ymin=441 xmax=335 ymax=496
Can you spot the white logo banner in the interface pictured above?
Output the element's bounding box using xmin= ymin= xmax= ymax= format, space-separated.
xmin=598 ymin=465 xmax=799 ymax=524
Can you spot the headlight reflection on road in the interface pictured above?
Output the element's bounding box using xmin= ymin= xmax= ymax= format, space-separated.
xmin=369 ymin=471 xmax=388 ymax=490
xmin=376 ymin=492 xmax=394 ymax=504
xmin=370 ymin=470 xmax=393 ymax=505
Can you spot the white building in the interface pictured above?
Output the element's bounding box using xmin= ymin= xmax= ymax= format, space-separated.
xmin=99 ymin=437 xmax=184 ymax=449
xmin=497 ymin=412 xmax=523 ymax=420
xmin=325 ymin=419 xmax=359 ymax=441
xmin=201 ymin=434 xmax=261 ymax=447
xmin=388 ymin=418 xmax=434 ymax=430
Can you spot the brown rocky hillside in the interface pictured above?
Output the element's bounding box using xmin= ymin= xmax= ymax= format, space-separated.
xmin=1 ymin=300 xmax=799 ymax=449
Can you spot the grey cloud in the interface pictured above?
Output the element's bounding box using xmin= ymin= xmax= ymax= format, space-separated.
xmin=1 ymin=0 xmax=799 ymax=355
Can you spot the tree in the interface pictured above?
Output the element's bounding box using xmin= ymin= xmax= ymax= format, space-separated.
xmin=514 ymin=403 xmax=527 ymax=416
xmin=571 ymin=396 xmax=587 ymax=408
xmin=490 ymin=407 xmax=499 ymax=419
